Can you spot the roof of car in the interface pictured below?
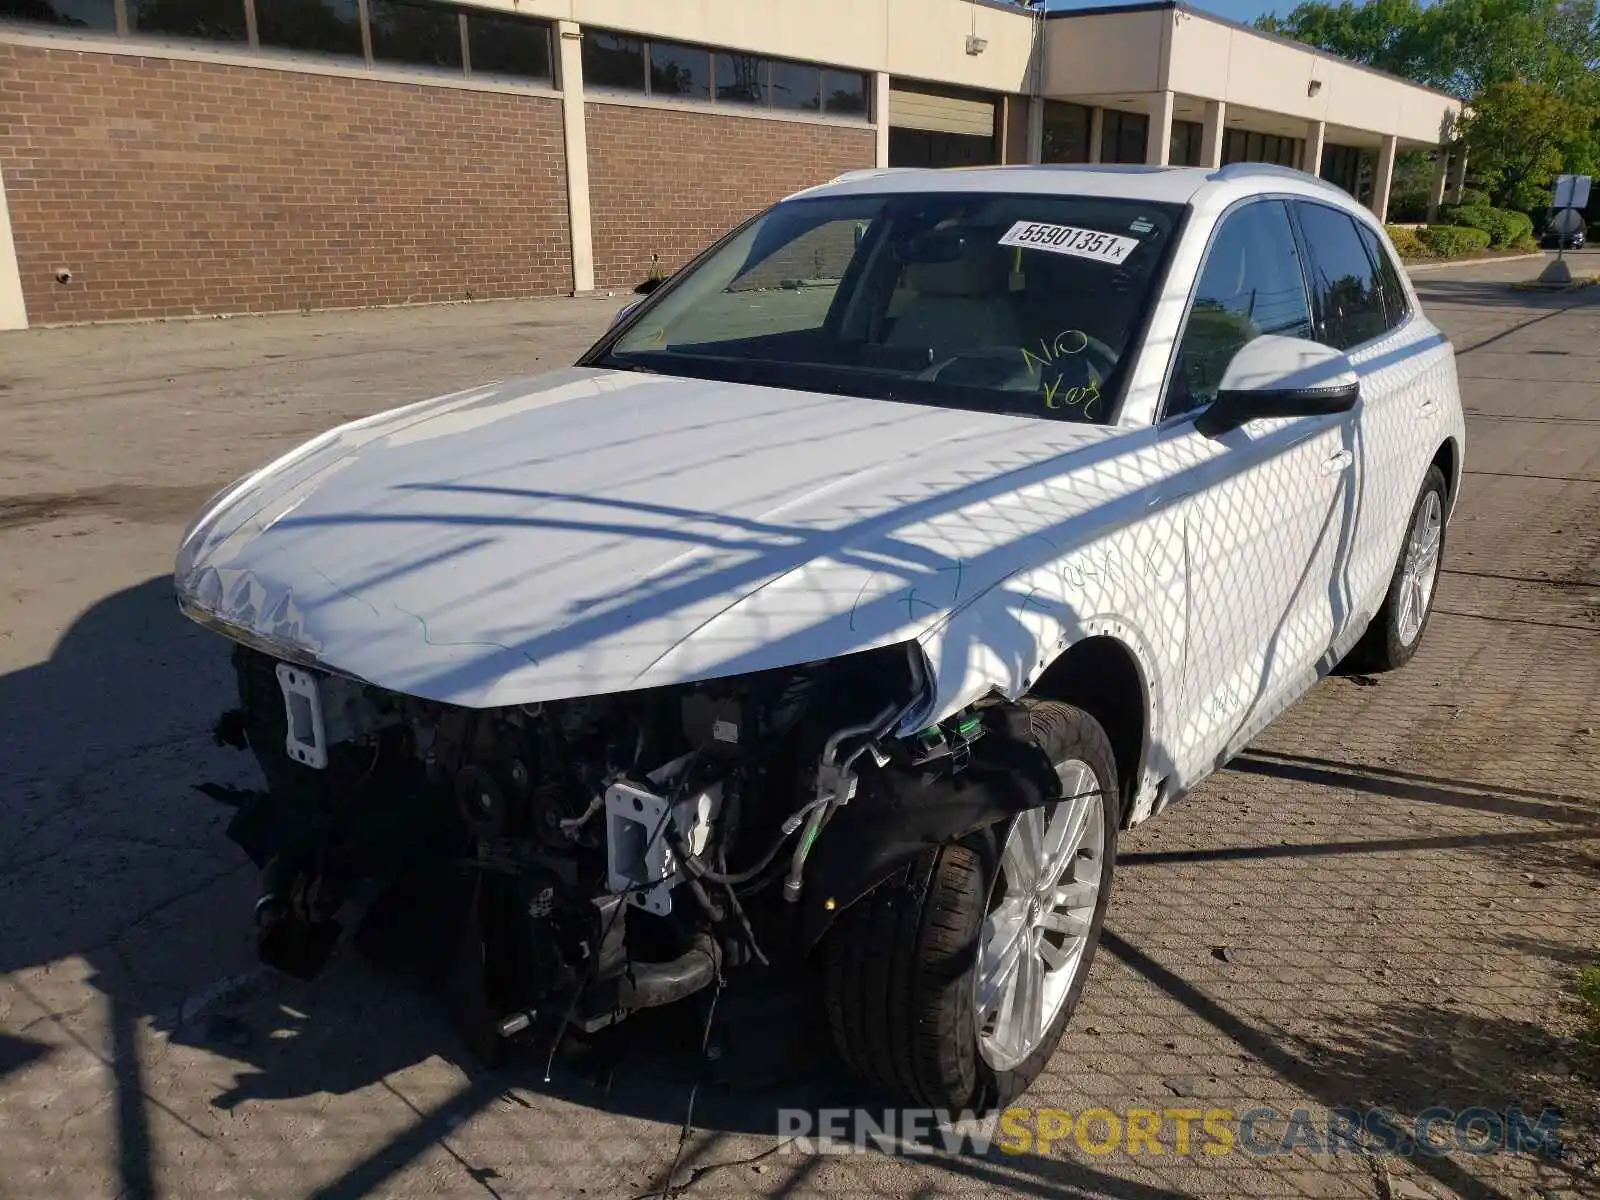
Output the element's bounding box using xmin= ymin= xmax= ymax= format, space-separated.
xmin=789 ymin=162 xmax=1356 ymax=212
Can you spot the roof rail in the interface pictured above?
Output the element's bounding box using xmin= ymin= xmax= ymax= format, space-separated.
xmin=1208 ymin=161 xmax=1347 ymax=195
xmin=826 ymin=167 xmax=921 ymax=185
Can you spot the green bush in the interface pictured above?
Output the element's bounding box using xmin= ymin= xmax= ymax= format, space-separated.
xmin=1439 ymin=203 xmax=1534 ymax=248
xmin=1512 ymin=234 xmax=1539 ymax=252
xmin=1416 ymin=225 xmax=1492 ymax=257
xmin=1458 ymin=188 xmax=1490 ymax=208
xmin=1384 ymin=225 xmax=1433 ymax=260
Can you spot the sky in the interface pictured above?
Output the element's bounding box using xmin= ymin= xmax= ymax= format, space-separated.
xmin=1042 ymin=0 xmax=1289 ymax=26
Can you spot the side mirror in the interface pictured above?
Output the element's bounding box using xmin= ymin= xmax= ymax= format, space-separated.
xmin=1195 ymin=334 xmax=1360 ymax=438
xmin=609 ymin=300 xmax=640 ymax=328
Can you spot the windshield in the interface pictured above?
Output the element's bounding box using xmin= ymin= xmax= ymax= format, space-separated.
xmin=592 ymin=190 xmax=1183 ymax=424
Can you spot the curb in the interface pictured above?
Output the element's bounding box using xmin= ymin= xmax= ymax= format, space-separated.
xmin=1405 ymin=252 xmax=1546 ymax=275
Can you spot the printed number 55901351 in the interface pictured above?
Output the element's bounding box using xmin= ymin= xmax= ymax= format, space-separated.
xmin=998 ymin=221 xmax=1140 ymax=266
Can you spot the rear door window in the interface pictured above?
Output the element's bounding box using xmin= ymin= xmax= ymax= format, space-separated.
xmin=1294 ymin=202 xmax=1389 ymax=351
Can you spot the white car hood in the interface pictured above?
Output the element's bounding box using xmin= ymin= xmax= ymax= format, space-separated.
xmin=175 ymin=367 xmax=1130 ymax=709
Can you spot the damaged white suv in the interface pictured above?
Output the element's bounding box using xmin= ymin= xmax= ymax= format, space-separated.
xmin=175 ymin=163 xmax=1463 ymax=1112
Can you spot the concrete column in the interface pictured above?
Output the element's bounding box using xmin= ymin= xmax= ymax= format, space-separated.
xmin=1303 ymin=119 xmax=1325 ymax=176
xmin=1146 ymin=89 xmax=1175 ymax=166
xmin=1426 ymin=146 xmax=1450 ymax=222
xmin=1450 ymin=144 xmax=1469 ymax=202
xmin=0 ymin=167 xmax=25 ymax=332
xmin=1371 ymin=133 xmax=1398 ymax=223
xmin=874 ymin=72 xmax=892 ymax=167
xmin=1199 ymin=99 xmax=1225 ymax=169
xmin=1026 ymin=95 xmax=1044 ymax=164
xmin=556 ymin=21 xmax=595 ymax=295
xmin=1088 ymin=106 xmax=1104 ymax=164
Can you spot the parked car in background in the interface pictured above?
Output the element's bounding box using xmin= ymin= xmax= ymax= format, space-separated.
xmin=1541 ymin=218 xmax=1586 ymax=249
xmin=175 ymin=162 xmax=1465 ymax=1113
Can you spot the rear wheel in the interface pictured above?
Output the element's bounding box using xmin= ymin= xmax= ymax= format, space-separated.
xmin=1349 ymin=464 xmax=1447 ymax=672
xmin=823 ymin=701 xmax=1118 ymax=1112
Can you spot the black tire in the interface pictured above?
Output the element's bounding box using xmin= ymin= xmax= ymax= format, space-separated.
xmin=1348 ymin=464 xmax=1448 ymax=673
xmin=822 ymin=700 xmax=1118 ymax=1114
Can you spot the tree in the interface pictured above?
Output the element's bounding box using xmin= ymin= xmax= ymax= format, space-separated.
xmin=1258 ymin=0 xmax=1600 ymax=211
xmin=1258 ymin=0 xmax=1600 ymax=99
xmin=1459 ymin=80 xmax=1597 ymax=208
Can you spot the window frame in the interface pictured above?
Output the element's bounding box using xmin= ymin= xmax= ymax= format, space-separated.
xmin=1155 ymin=195 xmax=1317 ymax=427
xmin=1288 ymin=198 xmax=1400 ymax=354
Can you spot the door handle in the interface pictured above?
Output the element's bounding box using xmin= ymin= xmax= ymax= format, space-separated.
xmin=1321 ymin=449 xmax=1354 ymax=475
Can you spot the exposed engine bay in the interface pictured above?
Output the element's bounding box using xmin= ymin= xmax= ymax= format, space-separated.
xmin=208 ymin=637 xmax=1059 ymax=1059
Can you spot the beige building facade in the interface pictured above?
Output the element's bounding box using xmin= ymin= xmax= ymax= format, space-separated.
xmin=0 ymin=0 xmax=1461 ymax=330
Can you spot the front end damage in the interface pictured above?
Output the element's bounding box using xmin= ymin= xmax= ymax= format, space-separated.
xmin=204 ymin=634 xmax=1063 ymax=1058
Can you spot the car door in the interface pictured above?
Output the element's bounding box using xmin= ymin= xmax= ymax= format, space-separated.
xmin=1292 ymin=202 xmax=1450 ymax=641
xmin=1153 ymin=198 xmax=1358 ymax=787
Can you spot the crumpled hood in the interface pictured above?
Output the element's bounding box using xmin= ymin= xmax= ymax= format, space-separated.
xmin=176 ymin=367 xmax=1132 ymax=708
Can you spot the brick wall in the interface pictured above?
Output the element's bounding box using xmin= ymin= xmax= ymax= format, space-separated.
xmin=0 ymin=44 xmax=572 ymax=324
xmin=586 ymin=102 xmax=875 ymax=290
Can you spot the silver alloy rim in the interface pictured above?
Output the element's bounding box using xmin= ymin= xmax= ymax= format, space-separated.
xmin=1397 ymin=489 xmax=1443 ymax=647
xmin=974 ymin=760 xmax=1105 ymax=1072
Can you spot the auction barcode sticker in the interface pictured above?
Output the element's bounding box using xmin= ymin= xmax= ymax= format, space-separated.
xmin=998 ymin=221 xmax=1140 ymax=265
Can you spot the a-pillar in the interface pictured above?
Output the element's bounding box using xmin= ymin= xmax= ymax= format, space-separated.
xmin=1088 ymin=106 xmax=1104 ymax=163
xmin=1371 ymin=133 xmax=1398 ymax=223
xmin=1303 ymin=119 xmax=1325 ymax=176
xmin=1426 ymin=144 xmax=1450 ymax=222
xmin=874 ymin=73 xmax=891 ymax=167
xmin=556 ymin=21 xmax=595 ymax=295
xmin=1199 ymin=99 xmax=1226 ymax=168
xmin=1146 ymin=90 xmax=1175 ymax=166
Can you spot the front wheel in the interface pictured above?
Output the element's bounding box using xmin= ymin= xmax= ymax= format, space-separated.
xmin=822 ymin=700 xmax=1118 ymax=1113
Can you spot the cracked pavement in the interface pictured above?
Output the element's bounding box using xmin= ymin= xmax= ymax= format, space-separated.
xmin=1 ymin=256 xmax=1597 ymax=1199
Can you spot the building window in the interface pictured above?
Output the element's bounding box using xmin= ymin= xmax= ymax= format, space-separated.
xmin=1 ymin=0 xmax=118 ymax=29
xmin=368 ymin=0 xmax=461 ymax=70
xmin=122 ymin=0 xmax=247 ymax=42
xmin=582 ymin=30 xmax=646 ymax=90
xmin=1170 ymin=119 xmax=1202 ymax=167
xmin=649 ymin=40 xmax=710 ymax=99
xmin=465 ymin=9 xmax=550 ymax=81
xmin=1101 ymin=110 xmax=1148 ymax=164
xmin=1042 ymin=100 xmax=1091 ymax=163
xmin=1320 ymin=143 xmax=1371 ymax=201
xmin=256 ymin=0 xmax=364 ymax=59
xmin=822 ymin=68 xmax=866 ymax=115
xmin=715 ymin=52 xmax=765 ymax=105
xmin=581 ymin=27 xmax=865 ymax=119
xmin=770 ymin=59 xmax=820 ymax=110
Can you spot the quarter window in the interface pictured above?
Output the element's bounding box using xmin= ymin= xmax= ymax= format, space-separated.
xmin=1169 ymin=200 xmax=1313 ymax=417
xmin=1357 ymin=222 xmax=1410 ymax=332
xmin=1295 ymin=202 xmax=1388 ymax=351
